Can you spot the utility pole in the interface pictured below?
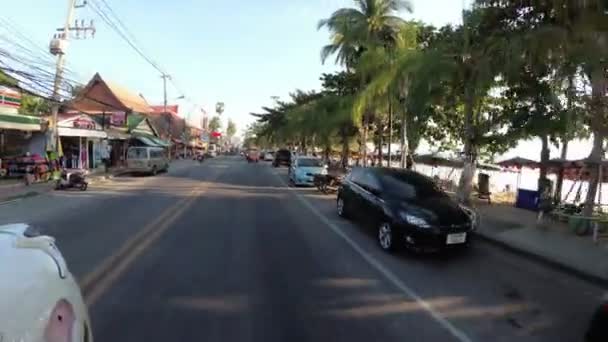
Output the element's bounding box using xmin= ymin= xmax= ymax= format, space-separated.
xmin=161 ymin=73 xmax=171 ymax=157
xmin=49 ymin=0 xmax=94 ymax=154
xmin=215 ymin=101 xmax=225 ymax=151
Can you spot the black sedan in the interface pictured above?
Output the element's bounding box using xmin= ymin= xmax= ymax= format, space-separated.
xmin=586 ymin=296 xmax=608 ymax=342
xmin=336 ymin=167 xmax=477 ymax=252
xmin=273 ymin=149 xmax=292 ymax=167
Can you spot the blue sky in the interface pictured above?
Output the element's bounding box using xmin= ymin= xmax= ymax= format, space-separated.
xmin=5 ymin=0 xmax=469 ymax=127
xmin=7 ymin=0 xmax=588 ymax=160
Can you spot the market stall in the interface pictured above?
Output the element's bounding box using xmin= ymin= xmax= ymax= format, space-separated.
xmin=0 ymin=87 xmax=49 ymax=181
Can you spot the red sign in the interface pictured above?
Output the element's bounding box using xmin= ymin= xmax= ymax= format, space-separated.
xmin=73 ymin=117 xmax=96 ymax=130
xmin=111 ymin=112 xmax=126 ymax=126
xmin=211 ymin=131 xmax=222 ymax=137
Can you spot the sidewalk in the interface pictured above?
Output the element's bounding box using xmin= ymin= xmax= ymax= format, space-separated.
xmin=0 ymin=180 xmax=55 ymax=204
xmin=0 ymin=160 xmax=195 ymax=204
xmin=0 ymin=167 xmax=127 ymax=204
xmin=476 ymin=203 xmax=608 ymax=284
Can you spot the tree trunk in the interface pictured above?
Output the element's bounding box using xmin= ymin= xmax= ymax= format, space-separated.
xmin=538 ymin=134 xmax=550 ymax=192
xmin=388 ymin=96 xmax=393 ymax=168
xmin=583 ymin=132 xmax=604 ymax=216
xmin=376 ymin=126 xmax=383 ymax=167
xmin=555 ymin=75 xmax=574 ymax=203
xmin=400 ymin=111 xmax=409 ymax=169
xmin=583 ymin=66 xmax=608 ymax=217
xmin=406 ymin=152 xmax=414 ymax=169
xmin=554 ymin=140 xmax=568 ymax=203
xmin=361 ymin=113 xmax=369 ymax=167
xmin=340 ymin=129 xmax=349 ymax=168
xmin=457 ymin=87 xmax=476 ymax=205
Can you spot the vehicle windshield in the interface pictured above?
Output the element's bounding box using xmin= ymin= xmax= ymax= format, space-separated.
xmin=298 ymin=158 xmax=323 ymax=167
xmin=127 ymin=148 xmax=148 ymax=159
xmin=381 ymin=172 xmax=447 ymax=199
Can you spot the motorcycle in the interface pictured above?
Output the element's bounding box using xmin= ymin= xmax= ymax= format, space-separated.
xmin=195 ymin=154 xmax=205 ymax=163
xmin=55 ymin=170 xmax=88 ymax=191
xmin=313 ymin=173 xmax=345 ymax=194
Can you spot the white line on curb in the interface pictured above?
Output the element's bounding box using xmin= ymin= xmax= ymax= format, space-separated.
xmin=272 ymin=169 xmax=473 ymax=342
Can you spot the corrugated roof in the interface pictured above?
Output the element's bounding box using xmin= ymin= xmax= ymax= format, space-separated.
xmin=68 ymin=73 xmax=151 ymax=114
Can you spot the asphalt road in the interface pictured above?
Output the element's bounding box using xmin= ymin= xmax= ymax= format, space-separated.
xmin=1 ymin=156 xmax=604 ymax=341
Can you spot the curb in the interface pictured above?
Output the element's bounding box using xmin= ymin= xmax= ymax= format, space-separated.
xmin=0 ymin=187 xmax=52 ymax=206
xmin=474 ymin=231 xmax=608 ymax=287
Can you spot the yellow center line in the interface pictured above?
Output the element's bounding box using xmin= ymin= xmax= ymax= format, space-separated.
xmin=78 ymin=194 xmax=191 ymax=292
xmin=80 ymin=167 xmax=226 ymax=305
xmin=84 ymin=186 xmax=206 ymax=306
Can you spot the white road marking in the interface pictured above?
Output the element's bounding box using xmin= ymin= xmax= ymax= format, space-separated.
xmin=271 ymin=168 xmax=474 ymax=342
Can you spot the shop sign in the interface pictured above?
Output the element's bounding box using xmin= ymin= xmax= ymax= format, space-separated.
xmin=0 ymin=87 xmax=21 ymax=109
xmin=111 ymin=111 xmax=126 ymax=126
xmin=73 ymin=117 xmax=96 ymax=130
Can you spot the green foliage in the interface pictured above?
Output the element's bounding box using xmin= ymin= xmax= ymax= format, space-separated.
xmin=226 ymin=119 xmax=237 ymax=138
xmin=19 ymin=94 xmax=52 ymax=116
xmin=0 ymin=69 xmax=17 ymax=87
xmin=317 ymin=0 xmax=413 ymax=69
xmin=208 ymin=116 xmax=222 ymax=132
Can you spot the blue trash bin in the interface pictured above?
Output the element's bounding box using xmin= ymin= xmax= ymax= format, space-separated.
xmin=515 ymin=189 xmax=540 ymax=211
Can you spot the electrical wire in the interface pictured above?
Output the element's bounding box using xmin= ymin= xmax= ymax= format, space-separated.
xmin=0 ymin=14 xmax=83 ymax=85
xmin=88 ymin=0 xmax=200 ymax=107
xmin=87 ymin=0 xmax=166 ymax=75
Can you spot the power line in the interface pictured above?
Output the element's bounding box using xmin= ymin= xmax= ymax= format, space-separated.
xmin=88 ymin=0 xmax=198 ymax=106
xmin=0 ymin=15 xmax=83 ymax=83
xmin=87 ymin=0 xmax=166 ymax=74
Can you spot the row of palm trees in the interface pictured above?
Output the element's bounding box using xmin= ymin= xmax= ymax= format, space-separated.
xmin=248 ymin=0 xmax=608 ymax=211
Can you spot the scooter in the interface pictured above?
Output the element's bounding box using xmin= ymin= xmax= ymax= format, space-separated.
xmin=55 ymin=170 xmax=88 ymax=191
xmin=313 ymin=166 xmax=350 ymax=194
xmin=314 ymin=173 xmax=345 ymax=194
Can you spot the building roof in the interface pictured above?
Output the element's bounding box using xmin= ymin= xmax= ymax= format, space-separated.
xmin=150 ymin=105 xmax=179 ymax=117
xmin=67 ymin=73 xmax=151 ymax=114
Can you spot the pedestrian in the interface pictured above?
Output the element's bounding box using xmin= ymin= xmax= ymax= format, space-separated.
xmin=101 ymin=143 xmax=111 ymax=174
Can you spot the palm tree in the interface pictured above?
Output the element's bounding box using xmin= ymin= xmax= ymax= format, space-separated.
xmin=318 ymin=0 xmax=413 ymax=166
xmin=354 ymin=23 xmax=420 ymax=168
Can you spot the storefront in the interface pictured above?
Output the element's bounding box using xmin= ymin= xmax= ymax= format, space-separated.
xmin=65 ymin=73 xmax=154 ymax=167
xmin=0 ymin=87 xmax=50 ymax=180
xmin=105 ymin=127 xmax=130 ymax=167
xmin=58 ymin=114 xmax=107 ymax=170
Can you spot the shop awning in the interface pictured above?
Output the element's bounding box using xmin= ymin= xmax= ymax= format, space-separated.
xmin=106 ymin=128 xmax=130 ymax=140
xmin=149 ymin=137 xmax=171 ymax=147
xmin=135 ymin=136 xmax=160 ymax=147
xmin=58 ymin=127 xmax=107 ymax=138
xmin=0 ymin=113 xmax=41 ymax=131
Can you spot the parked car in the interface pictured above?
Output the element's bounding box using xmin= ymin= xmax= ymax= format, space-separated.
xmin=337 ymin=167 xmax=477 ymax=253
xmin=246 ymin=148 xmax=260 ymax=163
xmin=586 ymin=295 xmax=608 ymax=342
xmin=289 ymin=157 xmax=327 ymax=186
xmin=273 ymin=149 xmax=292 ymax=167
xmin=264 ymin=152 xmax=274 ymax=161
xmin=0 ymin=223 xmax=93 ymax=342
xmin=127 ymin=146 xmax=169 ymax=175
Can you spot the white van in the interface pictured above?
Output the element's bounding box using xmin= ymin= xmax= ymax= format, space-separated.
xmin=127 ymin=146 xmax=169 ymax=175
xmin=208 ymin=143 xmax=218 ymax=157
